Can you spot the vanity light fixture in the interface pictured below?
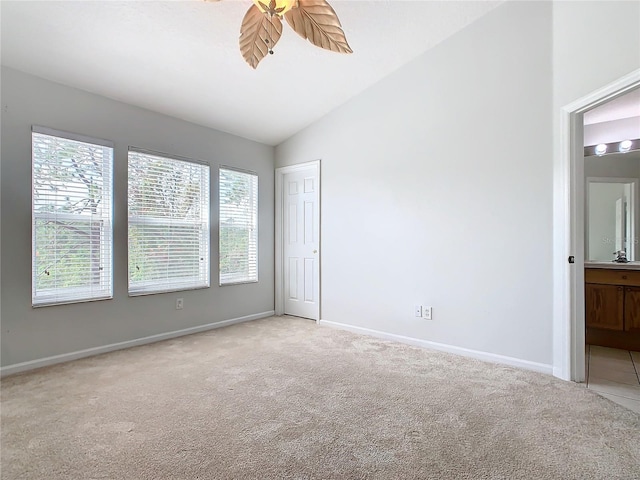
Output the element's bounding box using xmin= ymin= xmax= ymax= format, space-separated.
xmin=584 ymin=138 xmax=639 ymax=157
xmin=619 ymin=140 xmax=633 ymax=153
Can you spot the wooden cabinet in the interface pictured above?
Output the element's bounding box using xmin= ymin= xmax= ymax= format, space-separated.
xmin=585 ymin=283 xmax=624 ymax=330
xmin=624 ymin=287 xmax=640 ymax=332
xmin=585 ymin=268 xmax=640 ymax=350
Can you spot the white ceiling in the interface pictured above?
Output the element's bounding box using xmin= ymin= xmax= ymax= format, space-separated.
xmin=1 ymin=0 xmax=501 ymax=146
xmin=584 ymin=87 xmax=640 ymax=126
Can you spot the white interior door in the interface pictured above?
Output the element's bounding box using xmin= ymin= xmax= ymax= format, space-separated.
xmin=281 ymin=164 xmax=319 ymax=319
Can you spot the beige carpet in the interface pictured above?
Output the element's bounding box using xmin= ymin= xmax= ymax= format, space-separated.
xmin=1 ymin=316 xmax=639 ymax=479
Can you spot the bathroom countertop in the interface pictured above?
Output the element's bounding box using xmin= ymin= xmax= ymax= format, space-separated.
xmin=585 ymin=262 xmax=640 ymax=270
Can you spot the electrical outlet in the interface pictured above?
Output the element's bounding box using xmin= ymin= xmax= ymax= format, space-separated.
xmin=176 ymin=298 xmax=184 ymax=310
xmin=414 ymin=305 xmax=423 ymax=317
xmin=422 ymin=306 xmax=432 ymax=320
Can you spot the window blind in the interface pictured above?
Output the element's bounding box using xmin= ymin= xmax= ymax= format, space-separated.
xmin=128 ymin=149 xmax=210 ymax=295
xmin=219 ymin=167 xmax=258 ymax=285
xmin=32 ymin=127 xmax=113 ymax=306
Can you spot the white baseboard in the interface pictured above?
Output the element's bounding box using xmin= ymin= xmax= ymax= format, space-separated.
xmin=1 ymin=311 xmax=275 ymax=377
xmin=319 ymin=320 xmax=554 ymax=376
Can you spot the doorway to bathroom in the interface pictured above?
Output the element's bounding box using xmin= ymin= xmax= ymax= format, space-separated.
xmin=581 ymin=93 xmax=640 ymax=412
xmin=554 ymin=69 xmax=640 ymax=384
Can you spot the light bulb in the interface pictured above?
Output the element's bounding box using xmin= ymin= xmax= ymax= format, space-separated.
xmin=595 ymin=144 xmax=607 ymax=155
xmin=619 ymin=140 xmax=633 ymax=153
xmin=253 ymin=0 xmax=297 ymax=16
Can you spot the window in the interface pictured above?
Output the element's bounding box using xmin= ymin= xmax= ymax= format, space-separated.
xmin=128 ymin=149 xmax=210 ymax=295
xmin=32 ymin=127 xmax=113 ymax=306
xmin=219 ymin=167 xmax=258 ymax=285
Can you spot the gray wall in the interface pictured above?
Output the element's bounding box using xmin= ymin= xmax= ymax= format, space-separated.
xmin=276 ymin=2 xmax=554 ymax=366
xmin=584 ymin=154 xmax=640 ymax=180
xmin=1 ymin=67 xmax=275 ymax=367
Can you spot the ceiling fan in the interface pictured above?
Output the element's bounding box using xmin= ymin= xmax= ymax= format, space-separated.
xmin=205 ymin=0 xmax=352 ymax=69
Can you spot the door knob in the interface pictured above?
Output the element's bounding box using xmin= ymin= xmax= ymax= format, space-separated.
xmin=313 ymin=250 xmax=318 ymax=254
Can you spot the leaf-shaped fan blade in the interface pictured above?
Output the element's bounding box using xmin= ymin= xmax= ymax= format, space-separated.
xmin=284 ymin=0 xmax=352 ymax=54
xmin=239 ymin=5 xmax=283 ymax=69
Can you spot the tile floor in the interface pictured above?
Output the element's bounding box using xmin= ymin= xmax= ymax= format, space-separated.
xmin=586 ymin=345 xmax=640 ymax=414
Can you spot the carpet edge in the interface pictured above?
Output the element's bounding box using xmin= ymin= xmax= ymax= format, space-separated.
xmin=319 ymin=319 xmax=555 ymax=376
xmin=0 ymin=310 xmax=276 ymax=377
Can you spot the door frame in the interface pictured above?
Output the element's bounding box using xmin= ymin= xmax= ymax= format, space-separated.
xmin=275 ymin=160 xmax=321 ymax=321
xmin=553 ymin=68 xmax=640 ymax=382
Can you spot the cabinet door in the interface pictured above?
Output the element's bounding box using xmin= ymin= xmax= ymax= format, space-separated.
xmin=624 ymin=287 xmax=640 ymax=332
xmin=585 ymin=283 xmax=624 ymax=330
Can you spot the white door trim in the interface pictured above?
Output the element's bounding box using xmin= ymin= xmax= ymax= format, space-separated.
xmin=553 ymin=68 xmax=640 ymax=381
xmin=275 ymin=160 xmax=321 ymax=321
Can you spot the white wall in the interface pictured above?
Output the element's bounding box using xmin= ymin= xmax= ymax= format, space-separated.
xmin=552 ymin=1 xmax=640 ymax=115
xmin=276 ymin=2 xmax=554 ymax=367
xmin=552 ymin=0 xmax=640 ymax=374
xmin=0 ymin=67 xmax=275 ymax=368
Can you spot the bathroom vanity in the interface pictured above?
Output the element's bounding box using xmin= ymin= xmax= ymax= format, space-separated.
xmin=585 ymin=264 xmax=640 ymax=350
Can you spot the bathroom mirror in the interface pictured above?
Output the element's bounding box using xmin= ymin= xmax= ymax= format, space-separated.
xmin=585 ymin=149 xmax=640 ymax=262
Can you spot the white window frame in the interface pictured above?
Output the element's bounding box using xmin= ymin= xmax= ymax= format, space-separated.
xmin=219 ymin=166 xmax=259 ymax=286
xmin=127 ymin=148 xmax=210 ymax=296
xmin=31 ymin=126 xmax=114 ymax=307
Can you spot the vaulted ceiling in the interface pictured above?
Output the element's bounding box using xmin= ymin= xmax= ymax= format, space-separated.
xmin=1 ymin=1 xmax=502 ymax=145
